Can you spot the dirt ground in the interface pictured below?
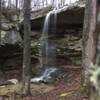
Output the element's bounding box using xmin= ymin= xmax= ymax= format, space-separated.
xmin=0 ymin=68 xmax=88 ymax=100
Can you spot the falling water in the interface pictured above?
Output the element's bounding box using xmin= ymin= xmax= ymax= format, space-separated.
xmin=39 ymin=11 xmax=52 ymax=68
xmin=31 ymin=10 xmax=57 ymax=83
xmin=40 ymin=10 xmax=57 ymax=68
xmin=31 ymin=67 xmax=57 ymax=82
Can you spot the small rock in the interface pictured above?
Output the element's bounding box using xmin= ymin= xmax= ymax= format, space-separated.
xmin=0 ymin=79 xmax=18 ymax=86
xmin=7 ymin=79 xmax=18 ymax=85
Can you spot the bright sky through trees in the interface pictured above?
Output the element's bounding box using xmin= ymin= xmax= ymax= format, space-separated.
xmin=2 ymin=0 xmax=78 ymax=10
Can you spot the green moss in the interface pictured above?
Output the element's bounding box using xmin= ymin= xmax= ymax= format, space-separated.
xmin=31 ymin=67 xmax=38 ymax=76
xmin=59 ymin=80 xmax=86 ymax=99
xmin=31 ymin=41 xmax=40 ymax=56
xmin=74 ymin=80 xmax=86 ymax=93
xmin=59 ymin=91 xmax=73 ymax=97
xmin=16 ymin=33 xmax=22 ymax=43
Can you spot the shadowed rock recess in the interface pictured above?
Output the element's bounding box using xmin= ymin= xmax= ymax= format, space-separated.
xmin=0 ymin=5 xmax=85 ymax=79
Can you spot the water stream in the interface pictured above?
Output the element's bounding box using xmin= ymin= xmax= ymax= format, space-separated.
xmin=40 ymin=10 xmax=57 ymax=67
xmin=31 ymin=10 xmax=58 ymax=83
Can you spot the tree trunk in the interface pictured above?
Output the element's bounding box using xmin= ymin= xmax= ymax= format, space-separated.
xmin=16 ymin=0 xmax=18 ymax=9
xmin=82 ymin=0 xmax=97 ymax=99
xmin=91 ymin=2 xmax=100 ymax=99
xmin=8 ymin=0 xmax=11 ymax=8
xmin=16 ymin=0 xmax=19 ymax=21
xmin=96 ymin=1 xmax=100 ymax=66
xmin=22 ymin=0 xmax=31 ymax=95
xmin=0 ymin=0 xmax=2 ymax=45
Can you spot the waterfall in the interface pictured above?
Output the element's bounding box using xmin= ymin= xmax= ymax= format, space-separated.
xmin=39 ymin=11 xmax=52 ymax=68
xmin=40 ymin=10 xmax=57 ymax=68
xmin=31 ymin=10 xmax=58 ymax=83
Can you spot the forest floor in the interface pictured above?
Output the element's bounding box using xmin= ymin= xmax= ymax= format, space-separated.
xmin=0 ymin=68 xmax=88 ymax=100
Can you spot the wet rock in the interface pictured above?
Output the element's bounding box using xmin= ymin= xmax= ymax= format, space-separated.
xmin=31 ymin=67 xmax=57 ymax=83
xmin=0 ymin=79 xmax=18 ymax=87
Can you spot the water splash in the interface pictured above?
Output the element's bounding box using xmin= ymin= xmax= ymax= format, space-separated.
xmin=31 ymin=67 xmax=57 ymax=83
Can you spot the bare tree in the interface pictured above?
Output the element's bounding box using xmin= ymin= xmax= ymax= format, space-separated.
xmin=15 ymin=0 xmax=19 ymax=20
xmin=45 ymin=0 xmax=48 ymax=6
xmin=16 ymin=0 xmax=18 ymax=9
xmin=82 ymin=0 xmax=97 ymax=99
xmin=22 ymin=0 xmax=31 ymax=95
xmin=0 ymin=0 xmax=2 ymax=44
xmin=8 ymin=0 xmax=11 ymax=8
